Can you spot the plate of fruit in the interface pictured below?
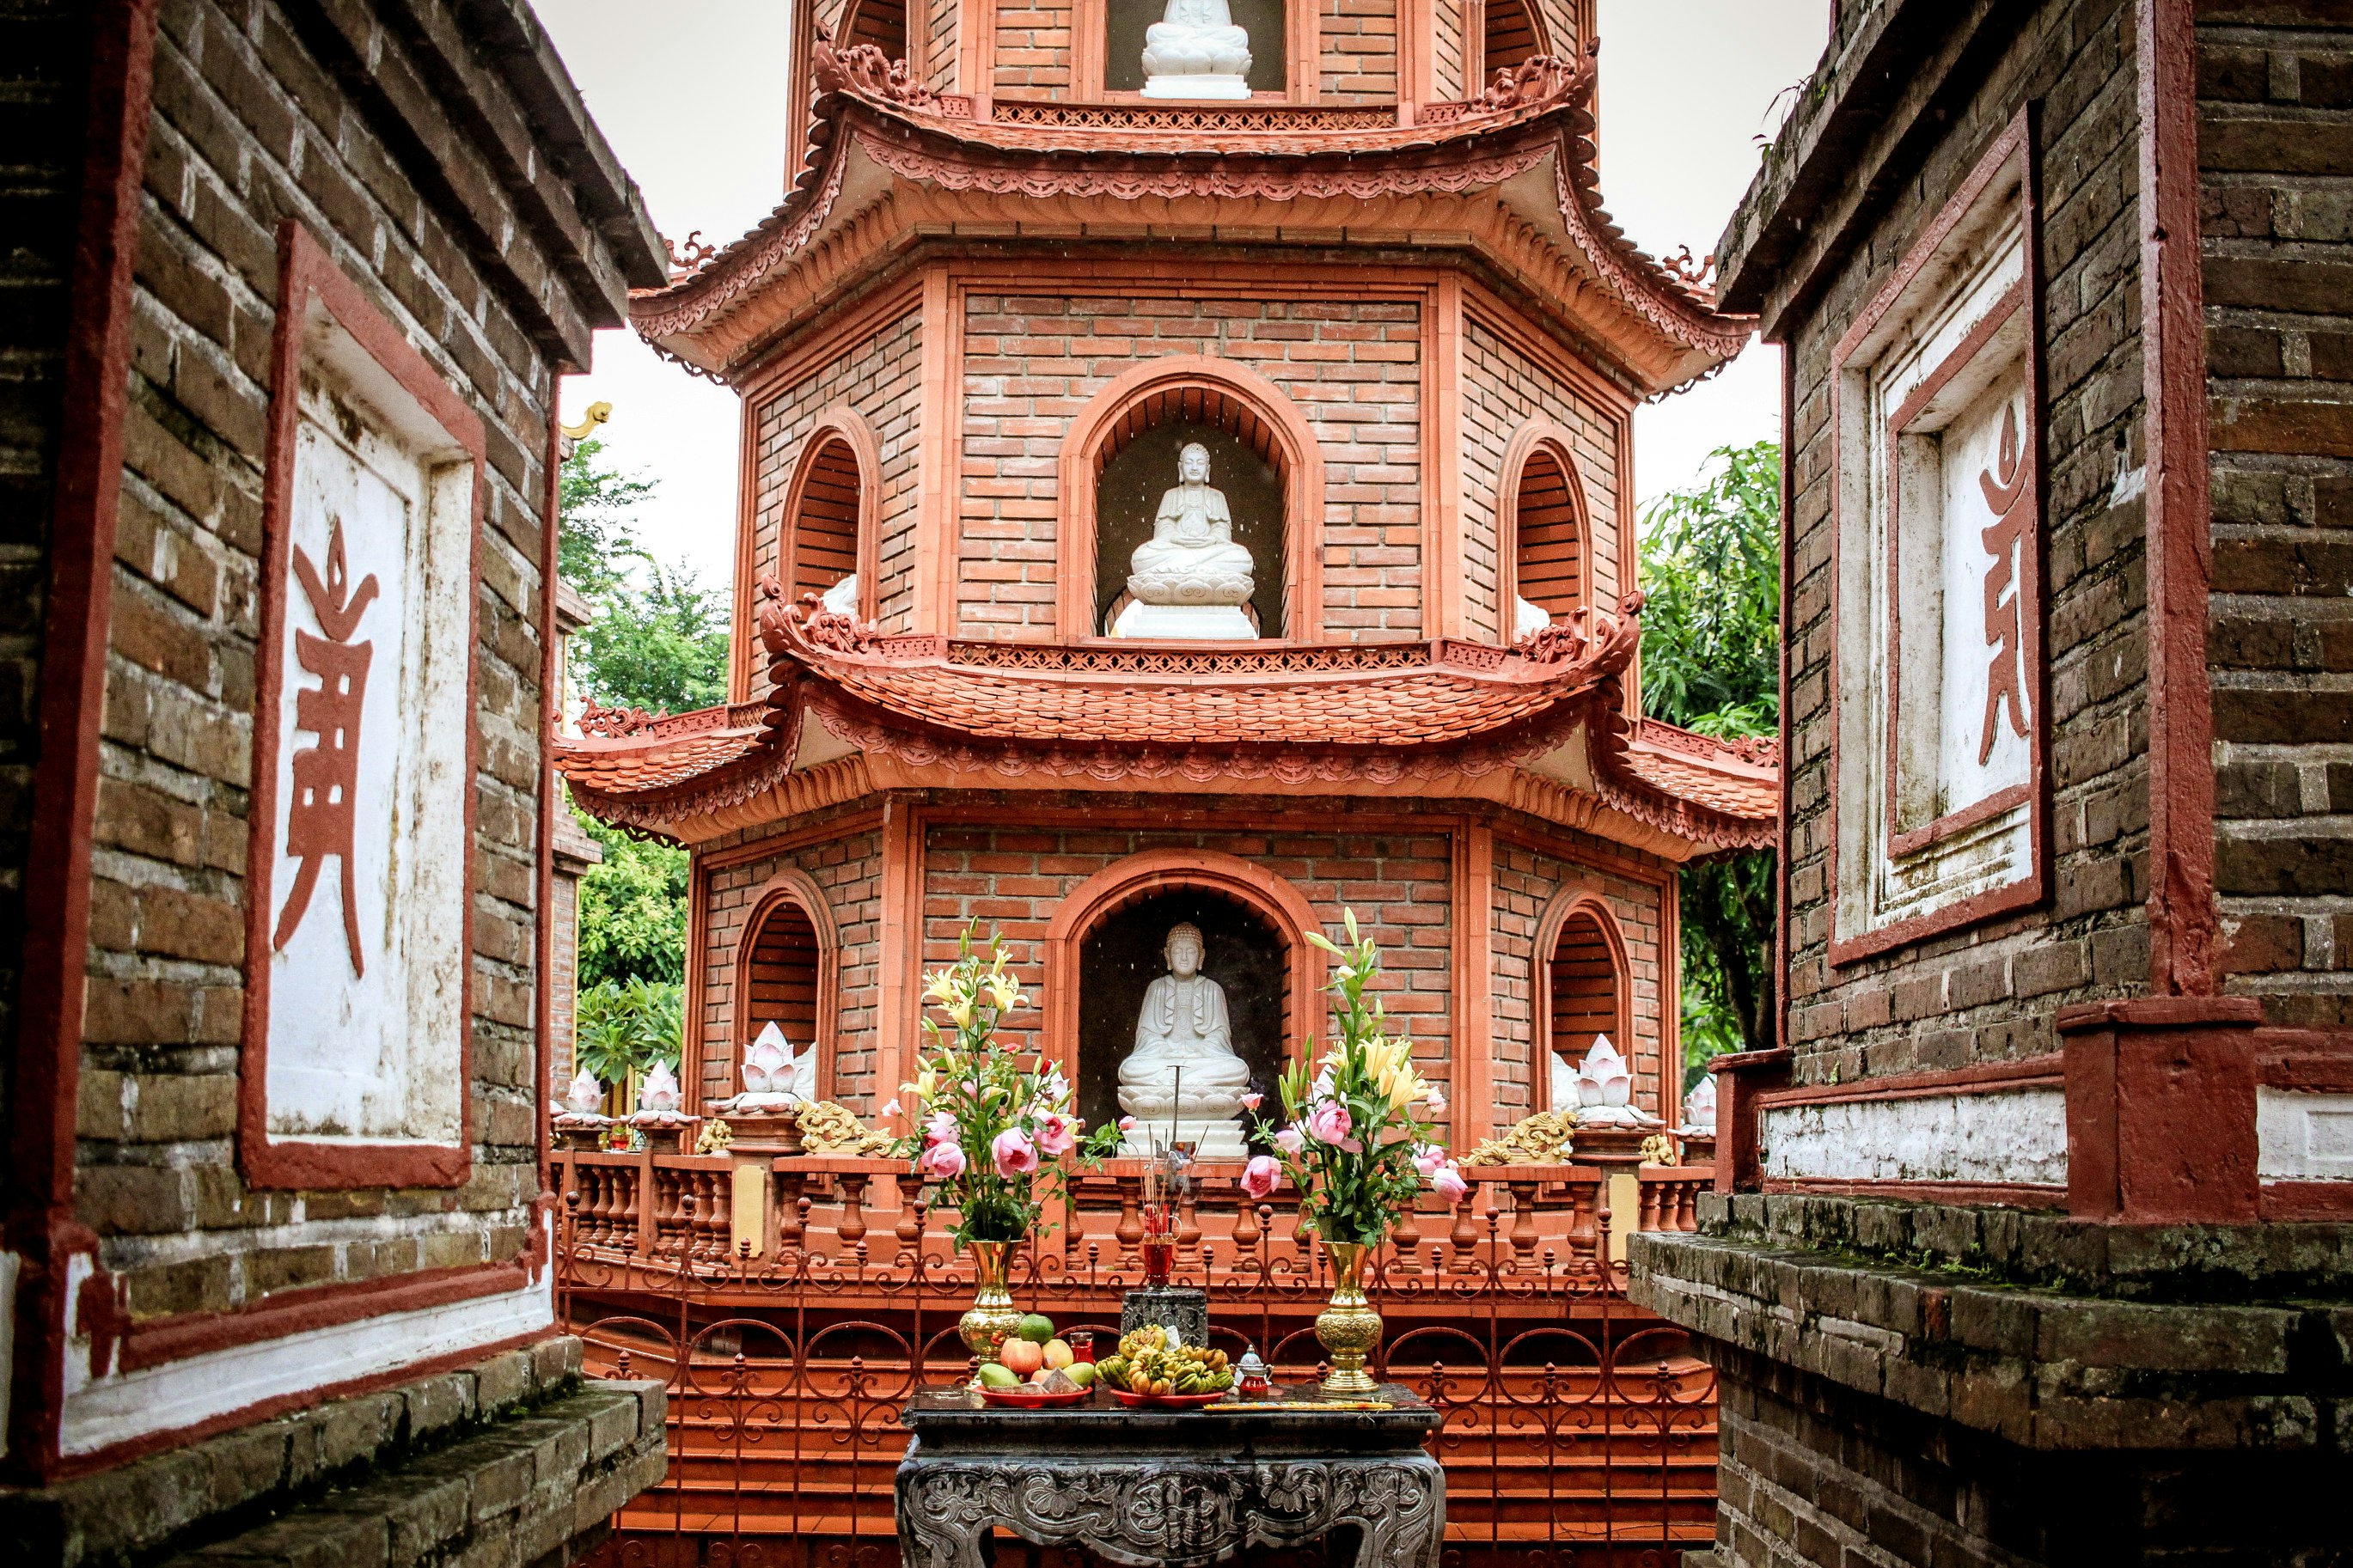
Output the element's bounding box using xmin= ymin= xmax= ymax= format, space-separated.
xmin=975 ymin=1314 xmax=1098 ymax=1407
xmin=1094 ymin=1327 xmax=1234 ymax=1408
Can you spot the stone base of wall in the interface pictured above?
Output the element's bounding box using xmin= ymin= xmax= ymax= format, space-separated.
xmin=1633 ymin=1194 xmax=2353 ymax=1568
xmin=2 ymin=1337 xmax=666 ymax=1568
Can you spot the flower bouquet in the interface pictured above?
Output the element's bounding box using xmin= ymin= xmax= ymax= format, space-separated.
xmin=1244 ymin=910 xmax=1470 ymax=1393
xmin=890 ymin=924 xmax=1121 ymax=1354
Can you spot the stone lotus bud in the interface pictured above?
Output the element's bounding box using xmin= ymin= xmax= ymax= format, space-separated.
xmin=639 ymin=1059 xmax=681 ymax=1114
xmin=1683 ymin=1075 xmax=1718 ymax=1132
xmin=565 ymin=1070 xmax=603 ymax=1116
xmin=1575 ymin=1034 xmax=1632 ymax=1109
xmin=742 ymin=1022 xmax=792 ymax=1095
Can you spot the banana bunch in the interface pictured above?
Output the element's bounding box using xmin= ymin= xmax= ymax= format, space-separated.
xmin=1095 ymin=1326 xmax=1233 ymax=1397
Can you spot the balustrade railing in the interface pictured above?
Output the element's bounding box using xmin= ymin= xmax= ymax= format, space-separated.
xmin=559 ymin=1154 xmax=1719 ymax=1568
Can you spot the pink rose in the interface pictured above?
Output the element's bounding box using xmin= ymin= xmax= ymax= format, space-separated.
xmin=1432 ymin=1163 xmax=1470 ymax=1205
xmin=1426 ymin=1087 xmax=1448 ymax=1115
xmin=1240 ymin=1090 xmax=1263 ymax=1112
xmin=1272 ymin=1126 xmax=1305 ymax=1156
xmin=1034 ymin=1112 xmax=1077 ymax=1158
xmin=1411 ymin=1143 xmax=1445 ymax=1179
xmin=1304 ymin=1100 xmax=1353 ymax=1147
xmin=1241 ymin=1155 xmax=1280 ymax=1200
xmin=993 ymin=1126 xmax=1040 ymax=1176
xmin=920 ymin=1140 xmax=968 ymax=1180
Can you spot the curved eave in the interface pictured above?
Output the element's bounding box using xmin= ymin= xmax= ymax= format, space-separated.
xmin=631 ymin=66 xmax=1751 ymax=393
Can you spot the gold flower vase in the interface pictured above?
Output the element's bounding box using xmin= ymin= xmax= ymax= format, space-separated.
xmin=958 ymin=1240 xmax=1025 ymax=1359
xmin=1315 ymin=1240 xmax=1383 ymax=1394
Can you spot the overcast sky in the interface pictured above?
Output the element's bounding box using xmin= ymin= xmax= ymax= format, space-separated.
xmin=536 ymin=0 xmax=1830 ymax=592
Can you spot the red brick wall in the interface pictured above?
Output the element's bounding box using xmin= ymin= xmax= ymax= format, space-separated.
xmin=1432 ymin=0 xmax=1466 ymax=100
xmin=1489 ymin=833 xmax=1669 ymax=1121
xmin=959 ymin=292 xmax=1424 ymax=638
xmin=1459 ymin=314 xmax=1624 ymax=641
xmin=925 ymin=0 xmax=958 ymax=90
xmin=1777 ymin=0 xmax=2149 ymax=1087
xmin=698 ymin=826 xmax=887 ymax=1109
xmin=78 ymin=0 xmax=608 ymax=1318
xmin=921 ymin=811 xmax=1458 ymax=1087
xmin=2200 ymin=13 xmax=2353 ymax=1027
xmin=1320 ymin=0 xmax=1400 ymax=101
xmin=747 ymin=308 xmax=926 ymax=635
xmin=995 ymin=0 xmax=1074 ymax=96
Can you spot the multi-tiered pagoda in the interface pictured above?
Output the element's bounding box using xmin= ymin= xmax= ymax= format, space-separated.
xmin=557 ymin=0 xmax=1775 ymax=1156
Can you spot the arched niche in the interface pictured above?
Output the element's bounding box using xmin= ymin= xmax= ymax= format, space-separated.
xmin=1042 ymin=850 xmax=1323 ymax=1136
xmin=1057 ymin=357 xmax=1324 ymax=644
xmin=1497 ymin=421 xmax=1591 ymax=637
xmin=733 ymin=869 xmax=840 ymax=1101
xmin=1481 ymin=0 xmax=1547 ymax=76
xmin=837 ymin=0 xmax=907 ymax=58
xmin=781 ymin=409 xmax=881 ymax=621
xmin=1532 ymin=892 xmax=1629 ymax=1113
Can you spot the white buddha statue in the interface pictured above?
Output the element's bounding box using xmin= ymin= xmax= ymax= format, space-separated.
xmin=1117 ymin=922 xmax=1251 ymax=1159
xmin=1514 ymin=594 xmax=1551 ymax=642
xmin=1111 ymin=442 xmax=1259 ymax=640
xmin=1140 ymin=0 xmax=1252 ymax=101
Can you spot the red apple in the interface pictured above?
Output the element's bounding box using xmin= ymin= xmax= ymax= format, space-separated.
xmin=1000 ymin=1338 xmax=1045 ymax=1376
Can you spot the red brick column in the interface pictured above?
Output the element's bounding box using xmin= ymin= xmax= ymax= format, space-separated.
xmin=2057 ymin=997 xmax=2264 ymax=1223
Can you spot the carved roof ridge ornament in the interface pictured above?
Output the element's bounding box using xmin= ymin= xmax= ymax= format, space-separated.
xmin=577 ymin=698 xmax=668 ymax=738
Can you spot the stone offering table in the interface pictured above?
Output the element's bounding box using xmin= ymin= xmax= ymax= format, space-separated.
xmin=895 ymin=1386 xmax=1445 ymax=1568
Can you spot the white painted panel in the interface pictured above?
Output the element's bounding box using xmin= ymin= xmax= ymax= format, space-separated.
xmin=2256 ymin=1088 xmax=2353 ymax=1182
xmin=262 ymin=301 xmax=474 ymax=1149
xmin=59 ymin=1273 xmax=552 ymax=1455
xmin=1761 ymin=1087 xmax=2066 ymax=1187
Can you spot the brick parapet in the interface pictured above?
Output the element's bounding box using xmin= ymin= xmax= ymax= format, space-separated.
xmin=0 ymin=1336 xmax=667 ymax=1568
xmin=1631 ymin=1194 xmax=2353 ymax=1453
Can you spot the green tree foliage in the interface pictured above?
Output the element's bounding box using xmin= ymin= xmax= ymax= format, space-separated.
xmin=1639 ymin=439 xmax=1781 ymax=1081
xmin=558 ymin=437 xmax=720 ymax=1010
xmin=574 ymin=976 xmax=684 ymax=1086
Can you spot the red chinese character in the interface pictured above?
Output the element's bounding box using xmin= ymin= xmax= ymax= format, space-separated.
xmin=1977 ymin=403 xmax=2030 ymax=766
xmin=272 ymin=516 xmax=379 ymax=974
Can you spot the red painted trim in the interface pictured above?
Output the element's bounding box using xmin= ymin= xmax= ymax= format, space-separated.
xmin=238 ymin=222 xmax=487 ymax=1191
xmin=1752 ymin=1052 xmax=2064 ymax=1111
xmin=1879 ymin=279 xmax=2040 ymax=860
xmin=1052 ymin=353 xmax=1327 ymax=644
xmin=1708 ymin=1046 xmax=1792 ymax=1194
xmin=2259 ymin=1182 xmax=2353 ymax=1221
xmin=1775 ymin=343 xmax=1792 ymax=1053
xmin=538 ymin=401 xmax=563 ymax=1202
xmin=2055 ymin=996 xmax=2264 ymax=1032
xmin=6 ymin=0 xmax=161 ymax=1481
xmin=2256 ymin=1026 xmax=2353 ymax=1093
xmin=1760 ymin=1178 xmax=2066 ymax=1207
xmin=2139 ymin=0 xmax=2219 ymax=997
xmin=1824 ymin=107 xmax=2047 ymax=967
xmin=2059 ymin=1000 xmax=2261 ymax=1223
xmin=114 ymin=1258 xmax=531 ymax=1373
xmin=45 ymin=1324 xmax=554 ymax=1481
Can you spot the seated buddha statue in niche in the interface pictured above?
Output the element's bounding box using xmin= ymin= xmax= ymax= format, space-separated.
xmin=1110 ymin=441 xmax=1260 ymax=639
xmin=1140 ymin=0 xmax=1253 ymax=100
xmin=1117 ymin=922 xmax=1251 ymax=1159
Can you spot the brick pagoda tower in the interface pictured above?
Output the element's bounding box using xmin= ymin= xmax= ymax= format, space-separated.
xmin=557 ymin=0 xmax=1776 ymax=1156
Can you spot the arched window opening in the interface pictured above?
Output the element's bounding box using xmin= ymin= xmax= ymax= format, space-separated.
xmin=839 ymin=0 xmax=908 ymax=58
xmin=1103 ymin=0 xmax=1289 ymax=95
xmin=1093 ymin=392 xmax=1288 ymax=639
xmin=1482 ymin=0 xmax=1544 ymax=74
xmin=1547 ymin=907 xmax=1620 ymax=1103
xmin=1513 ymin=443 xmax=1585 ymax=631
xmin=743 ymin=897 xmax=820 ymax=1091
xmin=1075 ymin=887 xmax=1288 ymax=1147
xmin=787 ymin=433 xmax=863 ymax=611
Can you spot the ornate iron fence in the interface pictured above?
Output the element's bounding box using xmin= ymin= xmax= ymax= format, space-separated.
xmin=559 ymin=1156 xmax=1718 ymax=1568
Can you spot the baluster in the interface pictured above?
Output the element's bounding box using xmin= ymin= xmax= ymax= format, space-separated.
xmin=1391 ymin=1199 xmax=1423 ymax=1274
xmin=588 ymin=1167 xmax=614 ymax=1247
xmin=1448 ymin=1181 xmax=1479 ymax=1269
xmin=1678 ymin=1180 xmax=1701 ymax=1232
xmin=1232 ymin=1193 xmax=1262 ymax=1252
xmin=1637 ymin=1179 xmax=1662 ymax=1235
xmin=702 ymin=1172 xmax=730 ymax=1260
xmin=774 ymin=1169 xmax=808 ymax=1253
xmin=1113 ymin=1174 xmax=1144 ymax=1260
xmin=838 ymin=1170 xmax=871 ymax=1247
xmin=1567 ymin=1174 xmax=1599 ymax=1268
xmin=1506 ymin=1180 xmax=1539 ymax=1260
xmin=895 ymin=1176 xmax=923 ymax=1263
xmin=1176 ymin=1183 xmax=1201 ymax=1256
xmin=682 ymin=1181 xmax=707 ymax=1265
